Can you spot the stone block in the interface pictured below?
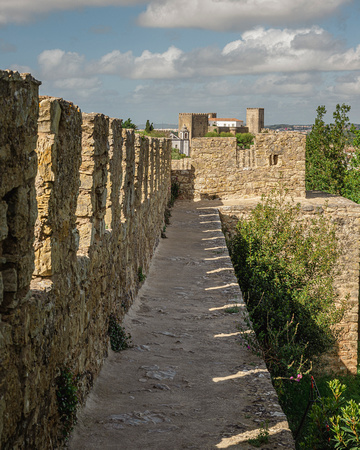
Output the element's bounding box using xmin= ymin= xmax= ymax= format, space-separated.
xmin=2 ymin=268 xmax=17 ymax=292
xmin=0 ymin=201 xmax=8 ymax=241
xmin=38 ymin=98 xmax=61 ymax=134
xmin=34 ymin=240 xmax=52 ymax=277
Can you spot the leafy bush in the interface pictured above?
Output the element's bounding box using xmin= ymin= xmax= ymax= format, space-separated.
xmin=168 ymin=179 xmax=180 ymax=207
xmin=248 ymin=421 xmax=269 ymax=447
xmin=138 ymin=267 xmax=146 ymax=283
xmin=56 ymin=368 xmax=79 ymax=438
xmin=236 ymin=132 xmax=255 ymax=148
xmin=228 ymin=188 xmax=345 ymax=378
xmin=205 ymin=131 xmax=234 ymax=137
xmin=138 ymin=129 xmax=167 ymax=138
xmin=219 ymin=131 xmax=234 ymax=137
xmin=300 ymin=379 xmax=360 ymax=449
xmin=171 ymin=147 xmax=187 ymax=159
xmin=108 ymin=314 xmax=132 ymax=352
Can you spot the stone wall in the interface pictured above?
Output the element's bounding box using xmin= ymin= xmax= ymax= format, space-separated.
xmin=219 ymin=192 xmax=360 ymax=374
xmin=0 ymin=71 xmax=171 ymax=448
xmin=172 ymin=131 xmax=306 ymax=200
xmin=209 ymin=125 xmax=249 ymax=135
xmin=0 ymin=70 xmax=41 ymax=446
xmin=171 ymin=159 xmax=195 ymax=200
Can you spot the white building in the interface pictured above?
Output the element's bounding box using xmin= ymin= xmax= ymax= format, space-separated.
xmin=170 ymin=124 xmax=190 ymax=156
xmin=209 ymin=118 xmax=244 ymax=128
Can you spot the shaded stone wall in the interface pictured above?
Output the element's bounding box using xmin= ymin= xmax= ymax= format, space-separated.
xmin=172 ymin=131 xmax=306 ymax=200
xmin=0 ymin=70 xmax=40 ymax=447
xmin=219 ymin=192 xmax=360 ymax=374
xmin=171 ymin=159 xmax=195 ymax=200
xmin=0 ymin=72 xmax=171 ymax=448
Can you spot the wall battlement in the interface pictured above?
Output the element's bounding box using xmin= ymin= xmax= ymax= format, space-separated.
xmin=172 ymin=132 xmax=306 ymax=200
xmin=171 ymin=132 xmax=360 ymax=374
xmin=178 ymin=113 xmax=209 ymax=116
xmin=0 ymin=70 xmax=171 ymax=448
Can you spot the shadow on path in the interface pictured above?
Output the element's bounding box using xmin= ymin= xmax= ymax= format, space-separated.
xmin=70 ymin=200 xmax=294 ymax=449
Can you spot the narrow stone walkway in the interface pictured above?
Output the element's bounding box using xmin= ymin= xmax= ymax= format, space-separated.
xmin=69 ymin=200 xmax=294 ymax=449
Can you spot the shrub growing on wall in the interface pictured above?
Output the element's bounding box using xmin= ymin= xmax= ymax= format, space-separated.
xmin=228 ymin=188 xmax=346 ymax=378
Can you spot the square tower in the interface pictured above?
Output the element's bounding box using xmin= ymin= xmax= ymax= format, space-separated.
xmin=246 ymin=108 xmax=264 ymax=134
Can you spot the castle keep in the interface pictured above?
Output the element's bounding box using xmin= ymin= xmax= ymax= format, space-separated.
xmin=1 ymin=69 xmax=359 ymax=448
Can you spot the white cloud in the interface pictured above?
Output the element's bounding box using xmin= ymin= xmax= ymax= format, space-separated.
xmin=38 ymin=49 xmax=87 ymax=79
xmin=38 ymin=49 xmax=101 ymax=99
xmin=138 ymin=0 xmax=352 ymax=32
xmin=217 ymin=27 xmax=360 ymax=75
xmin=252 ymin=73 xmax=319 ymax=96
xmin=9 ymin=64 xmax=32 ymax=73
xmin=37 ymin=27 xmax=360 ymax=87
xmin=332 ymin=73 xmax=360 ymax=95
xmin=95 ymin=46 xmax=184 ymax=78
xmin=0 ymin=0 xmax=352 ymax=30
xmin=0 ymin=0 xmax=147 ymax=25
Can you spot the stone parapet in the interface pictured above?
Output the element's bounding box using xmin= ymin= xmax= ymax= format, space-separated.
xmin=0 ymin=74 xmax=172 ymax=448
xmin=219 ymin=192 xmax=360 ymax=374
xmin=182 ymin=132 xmax=306 ymax=200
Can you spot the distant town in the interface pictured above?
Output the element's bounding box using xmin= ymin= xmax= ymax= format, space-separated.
xmin=139 ymin=123 xmax=360 ymax=134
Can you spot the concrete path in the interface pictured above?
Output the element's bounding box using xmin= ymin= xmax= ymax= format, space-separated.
xmin=69 ymin=200 xmax=294 ymax=449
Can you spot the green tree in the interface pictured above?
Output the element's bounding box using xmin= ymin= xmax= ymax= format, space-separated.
xmin=236 ymin=132 xmax=254 ymax=149
xmin=306 ymin=104 xmax=351 ymax=195
xmin=122 ymin=118 xmax=137 ymax=129
xmin=145 ymin=119 xmax=154 ymax=133
xmin=343 ymin=127 xmax=360 ymax=203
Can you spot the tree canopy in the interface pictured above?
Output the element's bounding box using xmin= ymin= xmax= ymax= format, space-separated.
xmin=306 ymin=104 xmax=360 ymax=203
xmin=122 ymin=118 xmax=137 ymax=129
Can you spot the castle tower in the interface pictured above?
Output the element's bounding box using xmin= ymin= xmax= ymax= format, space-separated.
xmin=246 ymin=108 xmax=264 ymax=134
xmin=178 ymin=113 xmax=209 ymax=144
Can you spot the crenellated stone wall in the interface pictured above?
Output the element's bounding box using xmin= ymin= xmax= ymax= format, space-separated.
xmin=219 ymin=192 xmax=360 ymax=374
xmin=0 ymin=70 xmax=171 ymax=449
xmin=171 ymin=131 xmax=306 ymax=200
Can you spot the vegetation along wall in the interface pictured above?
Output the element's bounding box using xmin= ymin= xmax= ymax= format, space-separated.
xmin=219 ymin=192 xmax=360 ymax=375
xmin=0 ymin=70 xmax=171 ymax=448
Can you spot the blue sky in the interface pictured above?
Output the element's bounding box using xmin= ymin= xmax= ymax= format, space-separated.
xmin=1 ymin=0 xmax=360 ymax=125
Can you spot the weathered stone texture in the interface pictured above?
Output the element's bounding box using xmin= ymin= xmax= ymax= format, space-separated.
xmin=219 ymin=192 xmax=360 ymax=374
xmin=178 ymin=132 xmax=306 ymax=200
xmin=171 ymin=159 xmax=195 ymax=200
xmin=34 ymin=96 xmax=82 ymax=277
xmin=0 ymin=81 xmax=172 ymax=448
xmin=0 ymin=70 xmax=40 ymax=448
